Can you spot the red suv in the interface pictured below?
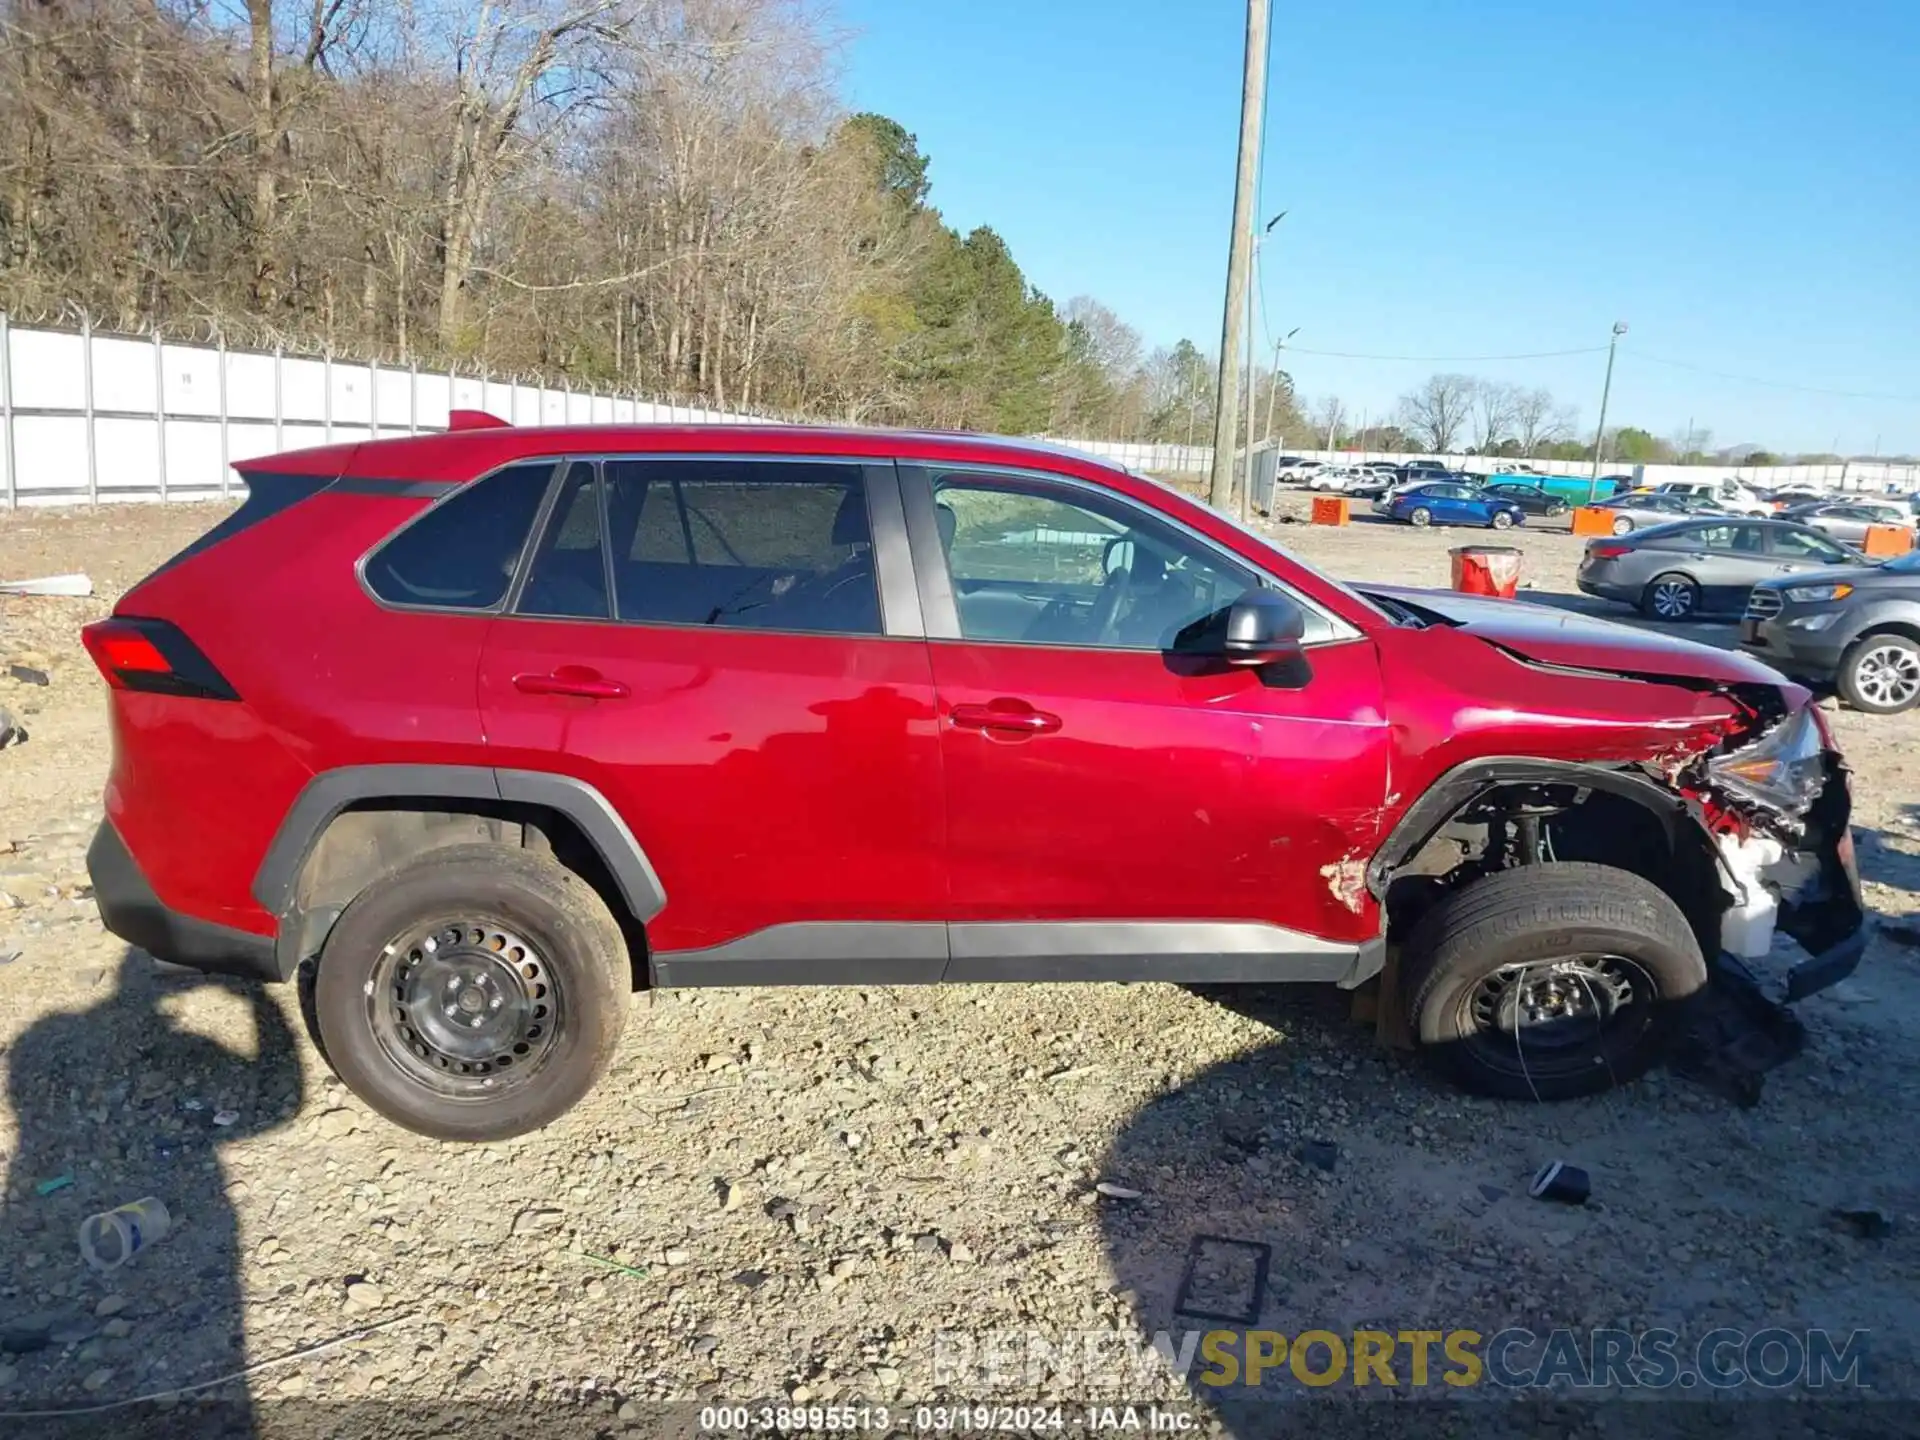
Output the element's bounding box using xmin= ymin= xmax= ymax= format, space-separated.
xmin=83 ymin=420 xmax=1865 ymax=1139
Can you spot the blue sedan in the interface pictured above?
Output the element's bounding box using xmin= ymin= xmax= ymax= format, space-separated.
xmin=1379 ymin=482 xmax=1526 ymax=530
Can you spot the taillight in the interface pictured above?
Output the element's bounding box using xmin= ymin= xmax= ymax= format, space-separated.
xmin=81 ymin=618 xmax=239 ymax=700
xmin=1587 ymin=543 xmax=1630 ymax=559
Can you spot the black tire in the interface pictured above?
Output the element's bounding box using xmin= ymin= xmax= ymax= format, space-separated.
xmin=1401 ymin=862 xmax=1705 ymax=1102
xmin=1408 ymin=506 xmax=1433 ymax=527
xmin=1639 ymin=572 xmax=1701 ymax=621
xmin=1837 ymin=632 xmax=1920 ymax=714
xmin=1611 ymin=515 xmax=1634 ymax=536
xmin=1490 ymin=509 xmax=1515 ymax=530
xmin=314 ymin=844 xmax=629 ymax=1141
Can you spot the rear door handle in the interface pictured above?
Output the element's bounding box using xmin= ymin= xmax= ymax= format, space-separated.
xmin=950 ymin=699 xmax=1062 ymax=736
xmin=513 ymin=666 xmax=629 ymax=700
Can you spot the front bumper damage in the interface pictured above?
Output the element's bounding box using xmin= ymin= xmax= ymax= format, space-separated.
xmin=1674 ymin=745 xmax=1867 ymax=1104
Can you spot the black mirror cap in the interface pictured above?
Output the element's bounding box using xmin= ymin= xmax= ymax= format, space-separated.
xmin=1221 ymin=589 xmax=1307 ymax=666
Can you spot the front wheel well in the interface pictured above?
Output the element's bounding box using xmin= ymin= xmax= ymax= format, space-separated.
xmin=284 ymin=801 xmax=649 ymax=990
xmin=1845 ymin=620 xmax=1920 ymax=650
xmin=1378 ymin=777 xmax=1725 ymax=966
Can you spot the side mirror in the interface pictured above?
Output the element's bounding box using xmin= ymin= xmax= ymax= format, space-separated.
xmin=1221 ymin=589 xmax=1306 ymax=666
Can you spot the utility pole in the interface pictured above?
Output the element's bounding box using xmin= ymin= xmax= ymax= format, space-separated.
xmin=1586 ymin=321 xmax=1627 ymax=503
xmin=1208 ymin=0 xmax=1271 ymax=511
xmin=1238 ymin=213 xmax=1284 ymax=523
xmin=1262 ymin=326 xmax=1300 ymax=447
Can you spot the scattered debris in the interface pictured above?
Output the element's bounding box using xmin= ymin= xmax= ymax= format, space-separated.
xmin=1529 ymin=1161 xmax=1591 ymax=1206
xmin=0 ymin=951 xmax=20 ymax=967
xmin=0 ymin=706 xmax=21 ymax=749
xmin=1296 ymin=1140 xmax=1339 ymax=1173
xmin=717 ymin=1179 xmax=745 ymax=1211
xmin=1668 ymin=956 xmax=1806 ymax=1107
xmin=78 ymin=1197 xmax=172 ymax=1271
xmin=33 ymin=1175 xmax=73 ymax=1198
xmin=5 ymin=665 xmax=49 ymax=687
xmin=1173 ymin=1235 xmax=1272 ymax=1326
xmin=212 ymin=1109 xmax=240 ymax=1127
xmin=579 ymin=1252 xmax=651 ymax=1280
xmin=1830 ymin=1206 xmax=1893 ymax=1240
xmin=0 ymin=573 xmax=92 ymax=597
xmin=510 ymin=1206 xmax=566 ymax=1236
xmin=1094 ymin=1181 xmax=1143 ymax=1200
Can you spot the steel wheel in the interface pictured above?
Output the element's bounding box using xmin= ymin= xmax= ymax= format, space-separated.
xmin=1645 ymin=574 xmax=1699 ymax=620
xmin=1458 ymin=953 xmax=1655 ymax=1083
xmin=369 ymin=918 xmax=562 ymax=1097
xmin=1846 ymin=640 xmax=1920 ymax=713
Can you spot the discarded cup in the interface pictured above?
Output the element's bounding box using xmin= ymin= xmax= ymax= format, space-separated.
xmin=1529 ymin=1161 xmax=1591 ymax=1206
xmin=78 ymin=1198 xmax=171 ymax=1271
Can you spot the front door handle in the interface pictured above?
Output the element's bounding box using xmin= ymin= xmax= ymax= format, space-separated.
xmin=950 ymin=699 xmax=1062 ymax=736
xmin=513 ymin=666 xmax=629 ymax=700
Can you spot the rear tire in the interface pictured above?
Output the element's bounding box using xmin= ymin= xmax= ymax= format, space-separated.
xmin=1611 ymin=515 xmax=1634 ymax=536
xmin=1408 ymin=506 xmax=1433 ymax=527
xmin=1490 ymin=509 xmax=1515 ymax=530
xmin=1837 ymin=633 xmax=1920 ymax=714
xmin=1402 ymin=862 xmax=1706 ymax=1102
xmin=314 ymin=844 xmax=629 ymax=1141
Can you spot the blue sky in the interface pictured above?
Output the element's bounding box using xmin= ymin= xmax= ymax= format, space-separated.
xmin=835 ymin=0 xmax=1920 ymax=455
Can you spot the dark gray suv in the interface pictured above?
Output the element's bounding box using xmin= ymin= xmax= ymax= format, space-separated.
xmin=1742 ymin=549 xmax=1920 ymax=713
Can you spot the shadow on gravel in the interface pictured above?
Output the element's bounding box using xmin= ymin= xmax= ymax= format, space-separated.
xmin=1092 ymin=1022 xmax=1903 ymax=1439
xmin=1 ymin=948 xmax=303 ymax=1438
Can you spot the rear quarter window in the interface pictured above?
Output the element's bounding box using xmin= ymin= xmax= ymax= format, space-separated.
xmin=363 ymin=461 xmax=558 ymax=610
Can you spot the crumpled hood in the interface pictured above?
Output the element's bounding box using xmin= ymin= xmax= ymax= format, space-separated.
xmin=1358 ymin=585 xmax=1789 ymax=688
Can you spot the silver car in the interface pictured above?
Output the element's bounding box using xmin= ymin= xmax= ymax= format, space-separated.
xmin=1590 ymin=491 xmax=1732 ymax=535
xmin=1576 ymin=518 xmax=1862 ymax=621
xmin=1778 ymin=500 xmax=1915 ymax=546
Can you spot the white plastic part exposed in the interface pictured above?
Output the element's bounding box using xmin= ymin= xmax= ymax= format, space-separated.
xmin=1718 ymin=831 xmax=1785 ymax=958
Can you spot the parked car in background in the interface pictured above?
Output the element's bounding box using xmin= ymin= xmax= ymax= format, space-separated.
xmin=1577 ymin=518 xmax=1862 ymax=620
xmin=1653 ymin=478 xmax=1771 ymax=516
xmin=1478 ymin=481 xmax=1571 ymax=519
xmin=1484 ymin=469 xmax=1633 ymax=505
xmin=1742 ymin=548 xmax=1920 ymax=713
xmin=83 ymin=419 xmax=1867 ymax=1133
xmin=1379 ymin=482 xmax=1527 ymax=530
xmin=1778 ymin=500 xmax=1915 ymax=545
xmin=1591 ymin=491 xmax=1732 ymax=535
xmin=1396 ymin=459 xmax=1453 ymax=484
xmin=1306 ymin=465 xmax=1368 ymax=492
xmin=1346 ymin=465 xmax=1400 ymax=499
xmin=1280 ymin=459 xmax=1327 ymax=485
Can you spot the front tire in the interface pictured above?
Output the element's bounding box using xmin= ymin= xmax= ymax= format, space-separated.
xmin=314 ymin=844 xmax=630 ymax=1141
xmin=1838 ymin=633 xmax=1920 ymax=714
xmin=1402 ymin=863 xmax=1706 ymax=1101
xmin=1408 ymin=506 xmax=1433 ymax=527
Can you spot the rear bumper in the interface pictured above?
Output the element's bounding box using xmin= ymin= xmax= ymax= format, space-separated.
xmin=1576 ymin=574 xmax=1636 ymax=605
xmin=88 ymin=821 xmax=286 ymax=982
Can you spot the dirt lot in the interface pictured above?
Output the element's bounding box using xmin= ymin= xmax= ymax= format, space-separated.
xmin=2 ymin=493 xmax=1918 ymax=1433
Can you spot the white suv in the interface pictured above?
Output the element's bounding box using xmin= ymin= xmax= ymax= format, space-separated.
xmin=1654 ymin=478 xmax=1771 ymax=516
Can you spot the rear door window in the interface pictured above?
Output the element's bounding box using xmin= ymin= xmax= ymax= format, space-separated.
xmin=601 ymin=459 xmax=882 ymax=635
xmin=364 ymin=461 xmax=557 ymax=610
xmin=517 ymin=462 xmax=610 ymax=619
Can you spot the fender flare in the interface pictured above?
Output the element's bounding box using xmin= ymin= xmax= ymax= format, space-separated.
xmin=252 ymin=764 xmax=667 ymax=922
xmin=1366 ymin=755 xmax=1710 ymax=900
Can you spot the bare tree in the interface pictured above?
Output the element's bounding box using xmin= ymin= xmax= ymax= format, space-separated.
xmin=1398 ymin=373 xmax=1475 ymax=453
xmin=1468 ymin=379 xmax=1519 ymax=453
xmin=1310 ymin=394 xmax=1347 ymax=451
xmin=1508 ymin=387 xmax=1574 ymax=456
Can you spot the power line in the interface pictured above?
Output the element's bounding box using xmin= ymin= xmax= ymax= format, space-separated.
xmin=1631 ymin=351 xmax=1920 ymax=403
xmin=1284 ymin=344 xmax=1610 ymax=362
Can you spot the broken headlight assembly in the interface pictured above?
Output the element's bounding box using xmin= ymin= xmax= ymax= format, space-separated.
xmin=1707 ymin=703 xmax=1828 ymax=820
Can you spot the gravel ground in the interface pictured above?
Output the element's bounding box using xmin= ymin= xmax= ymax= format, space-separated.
xmin=2 ymin=493 xmax=1918 ymax=1434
